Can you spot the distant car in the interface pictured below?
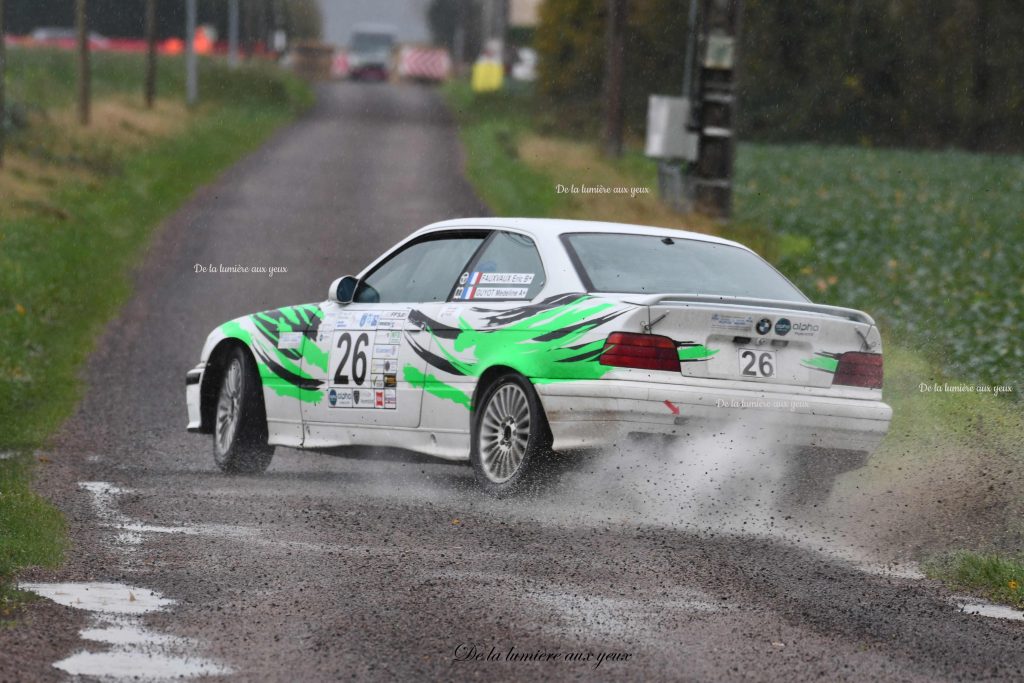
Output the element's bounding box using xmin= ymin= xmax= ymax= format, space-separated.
xmin=347 ymin=24 xmax=396 ymax=81
xmin=186 ymin=219 xmax=892 ymax=497
xmin=30 ymin=27 xmax=110 ymax=50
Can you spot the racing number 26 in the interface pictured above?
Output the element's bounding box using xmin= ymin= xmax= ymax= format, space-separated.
xmin=739 ymin=349 xmax=775 ymax=378
xmin=333 ymin=332 xmax=369 ymax=385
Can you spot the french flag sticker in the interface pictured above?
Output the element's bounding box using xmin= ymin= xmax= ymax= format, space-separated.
xmin=461 ymin=272 xmax=481 ymax=299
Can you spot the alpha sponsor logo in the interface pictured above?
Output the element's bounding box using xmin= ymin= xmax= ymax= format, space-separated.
xmin=332 ymin=388 xmax=353 ymax=408
xmin=756 ymin=318 xmax=772 ymax=335
xmin=792 ymin=322 xmax=820 ymax=335
xmin=775 ymin=318 xmax=791 ymax=336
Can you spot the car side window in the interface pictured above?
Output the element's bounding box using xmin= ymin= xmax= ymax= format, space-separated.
xmin=452 ymin=231 xmax=546 ymax=301
xmin=354 ymin=234 xmax=486 ymax=304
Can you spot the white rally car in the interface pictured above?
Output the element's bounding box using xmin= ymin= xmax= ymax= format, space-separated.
xmin=186 ymin=218 xmax=891 ymax=497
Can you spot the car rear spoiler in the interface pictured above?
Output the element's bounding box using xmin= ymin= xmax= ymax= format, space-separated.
xmin=622 ymin=293 xmax=876 ymax=325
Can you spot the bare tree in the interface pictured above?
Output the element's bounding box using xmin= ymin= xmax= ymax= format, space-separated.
xmin=0 ymin=0 xmax=6 ymax=167
xmin=145 ymin=0 xmax=157 ymax=108
xmin=77 ymin=0 xmax=90 ymax=125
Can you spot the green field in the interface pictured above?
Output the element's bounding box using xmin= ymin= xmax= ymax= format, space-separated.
xmin=0 ymin=48 xmax=313 ymax=607
xmin=444 ymin=82 xmax=1024 ymax=599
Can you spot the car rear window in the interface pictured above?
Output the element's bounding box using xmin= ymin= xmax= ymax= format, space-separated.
xmin=562 ymin=233 xmax=807 ymax=301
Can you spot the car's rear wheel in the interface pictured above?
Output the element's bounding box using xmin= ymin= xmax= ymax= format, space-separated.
xmin=470 ymin=373 xmax=553 ymax=496
xmin=213 ymin=347 xmax=274 ymax=474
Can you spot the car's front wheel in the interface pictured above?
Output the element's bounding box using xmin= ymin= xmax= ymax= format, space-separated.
xmin=213 ymin=347 xmax=274 ymax=474
xmin=470 ymin=373 xmax=554 ymax=496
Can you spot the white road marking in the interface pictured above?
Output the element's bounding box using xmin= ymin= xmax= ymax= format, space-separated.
xmin=19 ymin=582 xmax=232 ymax=680
xmin=954 ymin=597 xmax=1024 ymax=621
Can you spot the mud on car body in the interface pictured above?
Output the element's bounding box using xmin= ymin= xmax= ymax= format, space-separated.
xmin=187 ymin=218 xmax=892 ymax=497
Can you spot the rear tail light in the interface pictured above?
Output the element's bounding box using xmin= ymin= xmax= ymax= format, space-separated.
xmin=600 ymin=332 xmax=680 ymax=372
xmin=834 ymin=352 xmax=883 ymax=389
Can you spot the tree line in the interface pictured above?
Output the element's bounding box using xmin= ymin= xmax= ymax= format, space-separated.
xmin=535 ymin=0 xmax=1024 ymax=152
xmin=3 ymin=0 xmax=321 ymax=44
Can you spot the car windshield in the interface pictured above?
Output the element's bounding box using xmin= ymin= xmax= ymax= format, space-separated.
xmin=352 ymin=33 xmax=393 ymax=53
xmin=562 ymin=232 xmax=807 ymax=302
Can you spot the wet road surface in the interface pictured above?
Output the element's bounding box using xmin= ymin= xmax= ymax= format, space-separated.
xmin=10 ymin=82 xmax=1024 ymax=682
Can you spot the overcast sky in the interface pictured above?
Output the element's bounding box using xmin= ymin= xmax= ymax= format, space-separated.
xmin=319 ymin=0 xmax=433 ymax=46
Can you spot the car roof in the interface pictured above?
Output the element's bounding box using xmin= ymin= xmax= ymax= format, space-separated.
xmin=418 ymin=217 xmax=749 ymax=250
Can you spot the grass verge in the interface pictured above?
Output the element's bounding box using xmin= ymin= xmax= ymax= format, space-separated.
xmin=442 ymin=80 xmax=1024 ymax=601
xmin=925 ymin=553 xmax=1024 ymax=610
xmin=0 ymin=48 xmax=313 ymax=608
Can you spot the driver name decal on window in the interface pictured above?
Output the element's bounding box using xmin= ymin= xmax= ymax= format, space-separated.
xmin=459 ymin=271 xmax=535 ymax=286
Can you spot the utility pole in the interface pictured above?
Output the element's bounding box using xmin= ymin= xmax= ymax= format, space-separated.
xmin=228 ymin=0 xmax=240 ymax=67
xmin=693 ymin=0 xmax=742 ymax=218
xmin=185 ymin=0 xmax=197 ymax=106
xmin=76 ymin=0 xmax=90 ymax=125
xmin=453 ymin=0 xmax=466 ymax=68
xmin=0 ymin=0 xmax=6 ymax=168
xmin=603 ymin=0 xmax=628 ymax=158
xmin=144 ymin=0 xmax=157 ymax=108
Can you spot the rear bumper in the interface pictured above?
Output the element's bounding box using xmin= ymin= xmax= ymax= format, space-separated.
xmin=535 ymin=379 xmax=891 ymax=453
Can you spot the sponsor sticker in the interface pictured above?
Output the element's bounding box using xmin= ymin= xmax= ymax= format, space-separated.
xmin=382 ymin=310 xmax=409 ymax=320
xmin=374 ymin=390 xmax=385 ymax=409
xmin=331 ymin=388 xmax=354 ymax=408
xmin=775 ymin=318 xmax=792 ymax=336
xmin=374 ymin=319 xmax=401 ymax=330
xmin=352 ymin=389 xmax=373 ymax=408
xmin=375 ymin=330 xmax=402 ymax=345
xmin=334 ymin=312 xmax=359 ymax=330
xmin=373 ymin=344 xmax=399 ymax=359
xmin=792 ymin=321 xmax=820 ymax=336
xmin=357 ymin=312 xmax=380 ymax=329
xmin=384 ymin=389 xmax=397 ymax=409
xmin=372 ymin=359 xmax=399 ymax=374
xmin=710 ymin=313 xmax=753 ymax=331
xmin=371 ymin=375 xmax=384 ymax=388
xmin=277 ymin=331 xmax=303 ymax=349
xmin=383 ymin=373 xmax=397 ymax=388
xmin=440 ymin=305 xmax=459 ymax=319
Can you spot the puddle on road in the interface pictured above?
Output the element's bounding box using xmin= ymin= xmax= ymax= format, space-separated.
xmin=20 ymin=581 xmax=232 ymax=680
xmin=954 ymin=597 xmax=1024 ymax=621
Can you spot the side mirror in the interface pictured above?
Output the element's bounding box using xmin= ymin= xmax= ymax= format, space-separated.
xmin=328 ymin=275 xmax=359 ymax=304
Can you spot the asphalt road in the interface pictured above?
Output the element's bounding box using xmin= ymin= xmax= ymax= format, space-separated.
xmin=10 ymin=82 xmax=1024 ymax=682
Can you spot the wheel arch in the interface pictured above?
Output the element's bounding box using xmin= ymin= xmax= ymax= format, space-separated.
xmin=200 ymin=338 xmax=265 ymax=434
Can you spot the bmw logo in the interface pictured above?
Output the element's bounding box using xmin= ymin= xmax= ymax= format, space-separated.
xmin=775 ymin=318 xmax=791 ymax=336
xmin=328 ymin=389 xmax=337 ymax=406
xmin=756 ymin=318 xmax=772 ymax=335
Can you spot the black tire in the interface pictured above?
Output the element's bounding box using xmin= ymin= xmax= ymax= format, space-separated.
xmin=470 ymin=373 xmax=554 ymax=497
xmin=212 ymin=347 xmax=274 ymax=474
